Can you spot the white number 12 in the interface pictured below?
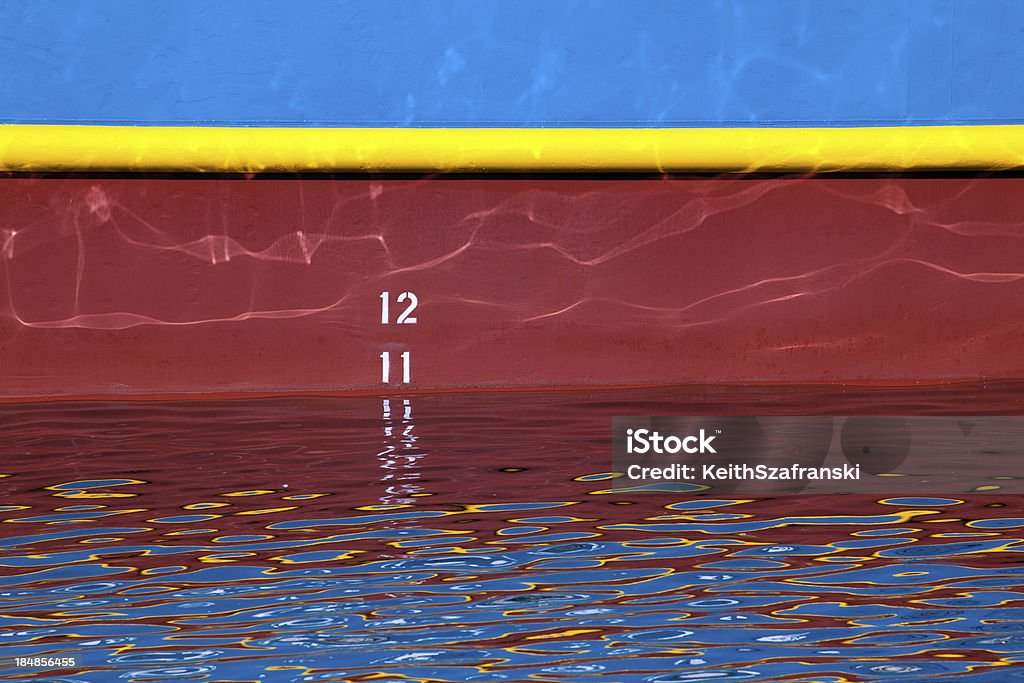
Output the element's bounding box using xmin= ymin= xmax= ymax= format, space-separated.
xmin=380 ymin=291 xmax=418 ymax=324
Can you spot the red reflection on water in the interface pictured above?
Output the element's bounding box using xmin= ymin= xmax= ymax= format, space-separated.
xmin=2 ymin=387 xmax=1023 ymax=680
xmin=2 ymin=384 xmax=1022 ymax=578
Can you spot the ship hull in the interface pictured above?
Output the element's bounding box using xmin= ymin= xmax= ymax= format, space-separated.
xmin=2 ymin=175 xmax=1022 ymax=399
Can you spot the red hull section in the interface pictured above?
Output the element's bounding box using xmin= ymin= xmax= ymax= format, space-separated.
xmin=2 ymin=176 xmax=1023 ymax=398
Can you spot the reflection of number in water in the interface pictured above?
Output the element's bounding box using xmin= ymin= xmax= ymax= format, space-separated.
xmin=380 ymin=351 xmax=411 ymax=384
xmin=379 ymin=398 xmax=424 ymax=504
xmin=379 ymin=291 xmax=418 ymax=324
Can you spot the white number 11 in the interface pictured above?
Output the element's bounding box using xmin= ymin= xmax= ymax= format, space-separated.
xmin=380 ymin=351 xmax=411 ymax=384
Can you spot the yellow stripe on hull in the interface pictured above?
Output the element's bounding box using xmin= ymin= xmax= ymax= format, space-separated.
xmin=2 ymin=124 xmax=1024 ymax=172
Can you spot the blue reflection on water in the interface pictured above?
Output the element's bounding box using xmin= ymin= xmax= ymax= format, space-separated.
xmin=1 ymin=394 xmax=1022 ymax=681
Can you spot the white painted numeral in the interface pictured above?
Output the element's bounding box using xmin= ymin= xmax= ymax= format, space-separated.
xmin=396 ymin=292 xmax=418 ymax=324
xmin=380 ymin=351 xmax=411 ymax=384
xmin=380 ymin=291 xmax=418 ymax=324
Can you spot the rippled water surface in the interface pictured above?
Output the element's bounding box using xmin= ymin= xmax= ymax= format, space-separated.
xmin=2 ymin=385 xmax=1024 ymax=682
